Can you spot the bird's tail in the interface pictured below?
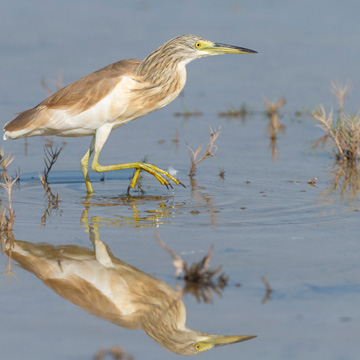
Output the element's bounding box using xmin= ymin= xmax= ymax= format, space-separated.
xmin=3 ymin=108 xmax=40 ymax=140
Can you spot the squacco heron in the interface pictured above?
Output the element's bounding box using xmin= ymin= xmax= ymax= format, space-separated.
xmin=3 ymin=35 xmax=256 ymax=194
xmin=3 ymin=231 xmax=256 ymax=355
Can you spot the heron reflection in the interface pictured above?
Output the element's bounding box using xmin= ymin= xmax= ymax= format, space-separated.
xmin=3 ymin=229 xmax=255 ymax=355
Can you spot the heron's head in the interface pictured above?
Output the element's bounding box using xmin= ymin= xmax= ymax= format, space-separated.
xmin=138 ymin=35 xmax=257 ymax=81
xmin=147 ymin=328 xmax=256 ymax=355
xmin=177 ymin=332 xmax=256 ymax=355
xmin=161 ymin=34 xmax=257 ymax=64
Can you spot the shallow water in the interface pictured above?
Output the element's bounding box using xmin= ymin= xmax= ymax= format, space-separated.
xmin=1 ymin=1 xmax=360 ymax=360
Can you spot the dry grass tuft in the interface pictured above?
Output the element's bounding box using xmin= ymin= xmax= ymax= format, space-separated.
xmin=187 ymin=126 xmax=221 ymax=178
xmin=313 ymin=81 xmax=360 ymax=162
xmin=265 ymin=97 xmax=287 ymax=140
xmin=0 ymin=173 xmax=19 ymax=233
xmin=0 ymin=148 xmax=15 ymax=180
xmin=313 ymin=106 xmax=360 ymax=161
xmin=155 ymin=231 xmax=228 ymax=303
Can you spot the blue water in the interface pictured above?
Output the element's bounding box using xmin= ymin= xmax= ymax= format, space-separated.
xmin=1 ymin=1 xmax=360 ymax=360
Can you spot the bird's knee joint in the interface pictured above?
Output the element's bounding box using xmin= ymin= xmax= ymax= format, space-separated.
xmin=91 ymin=163 xmax=100 ymax=172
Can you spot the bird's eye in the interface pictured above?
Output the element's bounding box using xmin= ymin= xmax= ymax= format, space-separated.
xmin=194 ymin=343 xmax=202 ymax=351
xmin=194 ymin=42 xmax=202 ymax=49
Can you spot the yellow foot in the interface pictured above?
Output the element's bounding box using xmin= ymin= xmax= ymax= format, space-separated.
xmin=90 ymin=150 xmax=185 ymax=194
xmin=126 ymin=162 xmax=185 ymax=194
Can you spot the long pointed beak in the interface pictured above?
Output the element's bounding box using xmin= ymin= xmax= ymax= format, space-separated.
xmin=206 ymin=43 xmax=257 ymax=54
xmin=203 ymin=334 xmax=257 ymax=347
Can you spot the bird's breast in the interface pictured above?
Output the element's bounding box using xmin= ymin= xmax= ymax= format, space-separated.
xmin=110 ymin=66 xmax=187 ymax=126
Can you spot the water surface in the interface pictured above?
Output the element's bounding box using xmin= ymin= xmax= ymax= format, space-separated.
xmin=1 ymin=1 xmax=360 ymax=360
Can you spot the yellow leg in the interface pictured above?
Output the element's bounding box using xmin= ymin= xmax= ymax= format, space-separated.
xmin=90 ymin=151 xmax=184 ymax=191
xmin=81 ymin=137 xmax=95 ymax=194
xmin=130 ymin=168 xmax=141 ymax=188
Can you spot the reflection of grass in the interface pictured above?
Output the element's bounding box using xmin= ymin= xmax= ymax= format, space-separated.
xmin=156 ymin=231 xmax=228 ymax=304
xmin=313 ymin=81 xmax=360 ymax=162
xmin=0 ymin=173 xmax=19 ymax=233
xmin=189 ymin=177 xmax=218 ymax=226
xmin=0 ymin=230 xmax=17 ymax=281
xmin=320 ymin=160 xmax=360 ymax=201
xmin=174 ymin=109 xmax=203 ymax=118
xmin=263 ymin=98 xmax=286 ymax=161
xmin=94 ymin=346 xmax=133 ymax=360
xmin=261 ymin=276 xmax=272 ymax=304
xmin=264 ymin=97 xmax=286 ymax=140
xmin=218 ymin=103 xmax=252 ymax=121
xmin=0 ymin=166 xmax=19 ymax=281
xmin=219 ymin=166 xmax=225 ymax=180
xmin=174 ymin=92 xmax=203 ymax=118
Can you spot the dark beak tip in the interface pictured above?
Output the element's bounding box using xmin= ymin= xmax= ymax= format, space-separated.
xmin=214 ymin=43 xmax=257 ymax=54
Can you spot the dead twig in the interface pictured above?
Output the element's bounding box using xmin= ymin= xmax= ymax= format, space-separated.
xmin=187 ymin=126 xmax=221 ymax=178
xmin=38 ymin=144 xmax=62 ymax=223
xmin=43 ymin=144 xmax=63 ymax=184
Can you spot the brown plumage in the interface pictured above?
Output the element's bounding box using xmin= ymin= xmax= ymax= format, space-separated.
xmin=3 ymin=233 xmax=256 ymax=355
xmin=3 ymin=35 xmax=256 ymax=193
xmin=4 ymin=59 xmax=140 ymax=134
